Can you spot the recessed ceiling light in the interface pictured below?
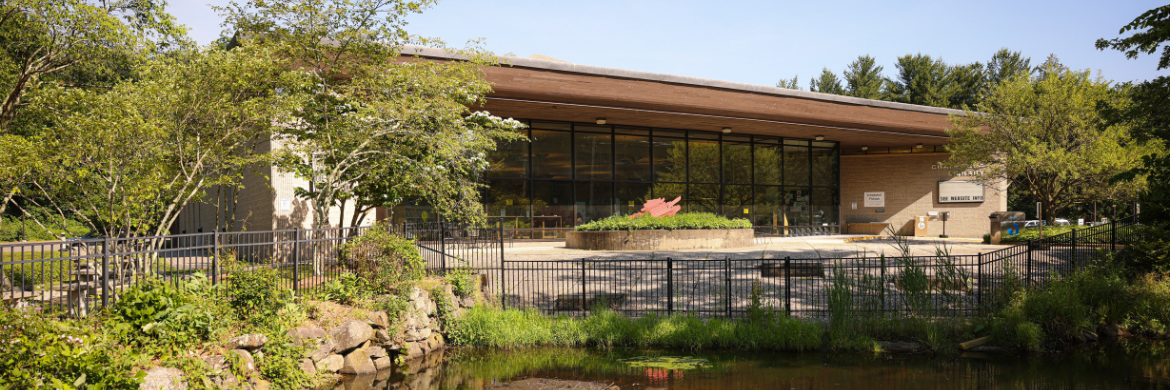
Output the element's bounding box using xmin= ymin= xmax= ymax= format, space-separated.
xmin=596 ymin=118 xmax=606 ymax=125
xmin=815 ymin=135 xmax=824 ymax=141
xmin=722 ymin=127 xmax=732 ymax=134
xmin=916 ymin=144 xmax=924 ymax=149
xmin=861 ymin=146 xmax=868 ymax=151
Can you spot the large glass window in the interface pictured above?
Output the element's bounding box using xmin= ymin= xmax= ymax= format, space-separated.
xmin=615 ymin=134 xmax=651 ymax=181
xmin=753 ymin=186 xmax=783 ymax=228
xmin=531 ymin=181 xmax=573 ymax=238
xmin=784 ymin=141 xmax=810 ymax=186
xmin=575 ymin=181 xmax=613 ymax=225
xmin=574 ymin=132 xmax=613 ymax=180
xmin=652 ymin=137 xmax=686 ymax=182
xmin=811 ymin=187 xmax=839 ymax=228
xmin=484 ymin=180 xmax=530 ymax=228
xmin=811 ymin=147 xmax=839 ymax=187
xmin=531 ymin=130 xmax=571 ymax=179
xmin=722 ymin=137 xmax=751 ymax=184
xmin=753 ymin=142 xmax=782 ymax=185
xmin=688 ymin=139 xmax=719 ymax=183
xmin=616 ymin=182 xmax=653 ymax=215
xmin=652 ymin=182 xmax=686 ymax=208
xmin=688 ymin=184 xmax=720 ymax=214
xmin=784 ymin=188 xmax=811 ymax=227
xmin=722 ymin=185 xmax=752 ymax=220
xmin=486 ymin=128 xmax=529 ymax=178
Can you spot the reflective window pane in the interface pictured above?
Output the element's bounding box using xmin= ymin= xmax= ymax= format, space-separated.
xmin=784 ymin=187 xmax=811 ymax=227
xmin=531 ymin=130 xmax=571 ymax=179
xmin=615 ymin=135 xmax=651 ymax=181
xmin=616 ymin=182 xmax=653 ymax=216
xmin=688 ymin=139 xmax=719 ymax=183
xmin=722 ymin=142 xmax=751 ymax=184
xmin=753 ymin=186 xmax=783 ymax=228
xmin=722 ymin=185 xmax=752 ymax=220
xmin=574 ymin=132 xmax=613 ymax=180
xmin=688 ymin=184 xmax=720 ymax=214
xmin=486 ymin=129 xmax=529 ymax=178
xmin=754 ymin=144 xmax=782 ymax=185
xmin=653 ymin=137 xmax=686 ymax=182
xmin=483 ymin=180 xmax=530 ymax=229
xmin=811 ymin=187 xmax=839 ymax=227
xmin=531 ymin=181 xmax=573 ymax=236
xmin=784 ymin=145 xmax=810 ymax=186
xmin=575 ymin=181 xmax=613 ymax=225
xmin=811 ymin=148 xmax=839 ymax=187
xmin=652 ymin=182 xmax=686 ymax=209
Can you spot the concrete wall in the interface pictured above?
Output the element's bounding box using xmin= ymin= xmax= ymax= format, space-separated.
xmin=840 ymin=153 xmax=1008 ymax=238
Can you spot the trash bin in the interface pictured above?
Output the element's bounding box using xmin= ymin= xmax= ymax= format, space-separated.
xmin=913 ymin=216 xmax=929 ymax=237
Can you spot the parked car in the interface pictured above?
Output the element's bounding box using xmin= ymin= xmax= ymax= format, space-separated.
xmin=1053 ymin=218 xmax=1071 ymax=226
xmin=1022 ymin=220 xmax=1046 ymax=229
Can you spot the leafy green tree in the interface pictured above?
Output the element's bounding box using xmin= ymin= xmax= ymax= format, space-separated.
xmin=843 ymin=55 xmax=884 ymax=99
xmin=986 ymin=48 xmax=1032 ymax=88
xmin=809 ymin=68 xmax=845 ymax=95
xmin=775 ymin=75 xmax=801 ymax=90
xmin=1098 ymin=5 xmax=1170 ymax=222
xmin=947 ymin=64 xmax=1154 ymax=222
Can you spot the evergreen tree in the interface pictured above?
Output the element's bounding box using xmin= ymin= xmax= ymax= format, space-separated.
xmin=843 ymin=55 xmax=885 ymax=99
xmin=949 ymin=62 xmax=986 ymax=109
xmin=887 ymin=54 xmax=954 ymax=107
xmin=986 ymin=48 xmax=1032 ymax=87
xmin=775 ymin=75 xmax=801 ymax=90
xmin=809 ymin=67 xmax=845 ymax=95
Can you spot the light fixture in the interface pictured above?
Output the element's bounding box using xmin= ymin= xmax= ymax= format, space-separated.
xmin=722 ymin=127 xmax=732 ymax=134
xmin=596 ymin=118 xmax=606 ymax=125
xmin=861 ymin=146 xmax=868 ymax=151
xmin=915 ymin=143 xmax=924 ymax=149
xmin=815 ymin=135 xmax=824 ymax=141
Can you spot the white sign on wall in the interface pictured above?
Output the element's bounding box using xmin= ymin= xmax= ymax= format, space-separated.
xmin=279 ymin=198 xmax=291 ymax=211
xmin=938 ymin=181 xmax=985 ymax=203
xmin=864 ymin=192 xmax=885 ymax=208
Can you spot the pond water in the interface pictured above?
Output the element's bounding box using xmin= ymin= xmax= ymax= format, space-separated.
xmin=356 ymin=341 xmax=1170 ymax=390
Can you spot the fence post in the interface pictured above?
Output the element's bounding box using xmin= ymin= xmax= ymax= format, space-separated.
xmin=1111 ymin=219 xmax=1117 ymax=252
xmin=438 ymin=214 xmax=446 ymax=273
xmin=880 ymin=255 xmax=886 ymax=316
xmin=977 ymin=252 xmax=983 ymax=310
xmin=725 ymin=257 xmax=732 ymax=319
xmin=293 ymin=228 xmax=301 ymax=296
xmin=580 ymin=258 xmax=587 ymax=313
xmin=1027 ymin=241 xmax=1034 ymax=287
xmin=784 ymin=256 xmax=791 ymax=317
xmin=500 ymin=232 xmax=507 ymax=310
xmin=101 ymin=237 xmax=110 ymax=308
xmin=666 ymin=258 xmax=674 ymax=316
xmin=211 ymin=230 xmax=220 ymax=286
xmin=1071 ymin=227 xmax=1077 ymax=270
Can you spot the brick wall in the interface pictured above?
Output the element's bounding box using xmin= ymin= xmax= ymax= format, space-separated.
xmin=840 ymin=153 xmax=1008 ymax=238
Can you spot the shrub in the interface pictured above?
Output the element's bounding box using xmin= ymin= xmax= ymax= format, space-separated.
xmin=315 ymin=272 xmax=370 ymax=305
xmin=447 ymin=267 xmax=477 ymax=298
xmin=574 ymin=212 xmax=752 ymax=231
xmin=0 ymin=306 xmax=144 ymax=389
xmin=1114 ymin=224 xmax=1170 ymax=277
xmin=340 ymin=222 xmax=424 ymax=292
xmin=111 ymin=275 xmax=223 ymax=352
xmin=226 ymin=266 xmax=292 ymax=323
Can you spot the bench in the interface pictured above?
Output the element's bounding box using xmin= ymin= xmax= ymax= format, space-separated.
xmin=759 ymin=262 xmax=825 ymax=278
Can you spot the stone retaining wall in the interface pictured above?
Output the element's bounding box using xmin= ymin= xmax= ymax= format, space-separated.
xmin=565 ymin=229 xmax=754 ymax=250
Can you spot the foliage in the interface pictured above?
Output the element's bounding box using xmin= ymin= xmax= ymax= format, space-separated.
xmin=0 ymin=306 xmax=145 ymax=389
xmin=946 ymin=63 xmax=1153 ymax=222
xmin=254 ymin=331 xmax=315 ymax=390
xmin=574 ymin=212 xmax=752 ymax=231
xmin=447 ymin=267 xmax=478 ymax=298
xmin=1000 ymin=225 xmax=1089 ymax=243
xmin=315 ymin=272 xmax=371 ymax=305
xmin=843 ymin=55 xmax=885 ymax=99
xmin=1096 ymin=5 xmax=1170 ymax=71
xmin=809 ymin=68 xmax=844 ymax=95
xmin=340 ymin=222 xmax=424 ymax=292
xmin=775 ymin=75 xmax=801 ymax=90
xmin=0 ymin=213 xmax=91 ymax=242
xmin=225 ymin=266 xmax=293 ymax=324
xmin=1114 ymin=224 xmax=1170 ymax=277
xmin=111 ymin=275 xmax=225 ymax=353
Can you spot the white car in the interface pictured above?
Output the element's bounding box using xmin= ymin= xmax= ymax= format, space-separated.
xmin=1053 ymin=218 xmax=1071 ymax=226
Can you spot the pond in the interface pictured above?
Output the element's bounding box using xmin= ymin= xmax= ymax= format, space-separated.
xmin=350 ymin=341 xmax=1170 ymax=390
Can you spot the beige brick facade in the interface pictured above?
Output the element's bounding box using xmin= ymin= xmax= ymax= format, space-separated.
xmin=840 ymin=153 xmax=1008 ymax=238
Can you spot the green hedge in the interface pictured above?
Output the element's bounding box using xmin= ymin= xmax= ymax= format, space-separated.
xmin=573 ymin=213 xmax=752 ymax=231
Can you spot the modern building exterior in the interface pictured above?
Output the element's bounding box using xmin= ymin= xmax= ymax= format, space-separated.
xmin=176 ymin=47 xmax=1007 ymax=239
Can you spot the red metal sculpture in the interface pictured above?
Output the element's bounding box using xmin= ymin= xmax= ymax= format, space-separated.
xmin=629 ymin=196 xmax=682 ymax=218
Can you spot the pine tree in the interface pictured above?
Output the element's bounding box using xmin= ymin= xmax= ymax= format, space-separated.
xmin=888 ymin=54 xmax=954 ymax=107
xmin=986 ymin=48 xmax=1032 ymax=87
xmin=843 ymin=55 xmax=885 ymax=99
xmin=775 ymin=75 xmax=801 ymax=90
xmin=809 ymin=68 xmax=845 ymax=95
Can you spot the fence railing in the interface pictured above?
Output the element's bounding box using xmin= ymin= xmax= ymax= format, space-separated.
xmin=0 ymin=221 xmax=503 ymax=317
xmin=491 ymin=215 xmax=1143 ymax=319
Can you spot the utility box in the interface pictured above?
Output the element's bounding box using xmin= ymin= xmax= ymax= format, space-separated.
xmin=988 ymin=211 xmax=1025 ymax=244
xmin=913 ymin=215 xmax=929 ymax=237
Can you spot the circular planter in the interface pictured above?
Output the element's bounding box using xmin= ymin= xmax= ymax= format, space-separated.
xmin=565 ymin=229 xmax=754 ymax=251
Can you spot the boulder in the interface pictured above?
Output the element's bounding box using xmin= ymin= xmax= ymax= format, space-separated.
xmin=287 ymin=324 xmax=327 ymax=343
xmin=459 ymin=296 xmax=475 ymax=308
xmin=372 ymin=328 xmax=392 ymax=344
xmin=405 ymin=342 xmax=423 ymax=360
xmin=232 ymin=349 xmax=256 ymax=372
xmin=225 ymin=333 xmax=268 ymax=350
xmin=203 ymin=355 xmax=227 ymax=372
xmin=368 ymin=346 xmax=388 ymax=359
xmin=331 ymin=320 xmax=374 ymax=354
xmin=426 ymin=334 xmax=444 ymax=352
xmin=299 ymin=358 xmax=317 ymax=376
xmin=339 ymin=348 xmax=377 ymax=375
xmin=373 ymin=356 xmax=393 ymax=371
xmin=316 ymin=354 xmax=344 ymax=373
xmin=140 ymin=366 xmax=187 ymax=390
xmin=369 ymin=311 xmax=390 ymax=329
xmin=311 ymin=339 xmax=337 ymax=362
xmin=407 ymin=287 xmax=423 ymax=301
xmin=404 ymin=326 xmax=432 ymax=342
xmin=209 ymin=373 xmax=239 ymax=389
xmin=249 ymin=377 xmax=271 ymax=390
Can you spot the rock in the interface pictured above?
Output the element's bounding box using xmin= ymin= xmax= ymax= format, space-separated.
xmin=254 ymin=350 xmax=264 ymax=361
xmin=312 ymin=339 xmax=338 ymax=362
xmin=250 ymin=377 xmax=271 ymax=390
xmin=331 ymin=320 xmax=374 ymax=354
xmin=368 ymin=346 xmax=388 ymax=359
xmin=140 ymin=366 xmax=187 ymax=390
xmin=203 ymin=355 xmax=227 ymax=372
xmin=373 ymin=356 xmax=393 ymax=371
xmin=300 ymin=358 xmax=318 ymax=376
xmin=1078 ymin=330 xmax=1099 ymax=343
xmin=340 ymin=348 xmax=377 ymax=375
xmin=225 ymin=333 xmax=268 ymax=350
xmin=372 ymin=328 xmax=392 ymax=344
xmin=369 ymin=311 xmax=390 ymax=328
xmin=426 ymin=334 xmax=444 ymax=352
xmin=406 ymin=342 xmax=423 ymax=360
xmin=317 ymin=354 xmax=344 ymax=373
xmin=407 ymin=287 xmax=423 ymax=301
xmin=209 ymin=372 xmax=239 ymax=389
xmin=405 ymin=326 xmax=432 ymax=342
xmin=1100 ymin=324 xmax=1129 ymax=339
xmin=287 ymin=324 xmax=327 ymax=343
xmin=232 ymin=349 xmax=256 ymax=372
xmin=460 ymin=296 xmax=475 ymax=308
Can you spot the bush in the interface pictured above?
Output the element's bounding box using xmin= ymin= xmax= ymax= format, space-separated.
xmin=226 ymin=266 xmax=292 ymax=323
xmin=1115 ymin=224 xmax=1170 ymax=277
xmin=340 ymin=222 xmax=424 ymax=293
xmin=574 ymin=212 xmax=752 ymax=231
xmin=1000 ymin=225 xmax=1088 ymax=243
xmin=315 ymin=272 xmax=370 ymax=305
xmin=0 ymin=306 xmax=144 ymax=389
xmin=447 ymin=267 xmax=477 ymax=298
xmin=111 ymin=275 xmax=224 ymax=352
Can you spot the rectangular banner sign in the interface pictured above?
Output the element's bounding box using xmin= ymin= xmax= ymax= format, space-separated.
xmin=938 ymin=181 xmax=985 ymax=203
xmin=864 ymin=192 xmax=885 ymax=208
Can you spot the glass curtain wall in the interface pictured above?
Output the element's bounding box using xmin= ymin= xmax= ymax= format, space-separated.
xmin=483 ymin=119 xmax=841 ymax=239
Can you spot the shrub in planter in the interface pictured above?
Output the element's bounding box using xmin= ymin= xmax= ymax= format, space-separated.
xmin=341 ymin=222 xmax=424 ymax=292
xmin=574 ymin=212 xmax=752 ymax=231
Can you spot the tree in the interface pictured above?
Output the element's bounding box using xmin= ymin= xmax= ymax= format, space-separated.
xmin=946 ymin=64 xmax=1154 ymax=222
xmin=809 ymin=67 xmax=845 ymax=95
xmin=843 ymin=55 xmax=884 ymax=99
xmin=775 ymin=75 xmax=801 ymax=90
xmin=887 ymin=54 xmax=954 ymax=107
xmin=0 ymin=0 xmax=187 ymax=133
xmin=1098 ymin=5 xmax=1170 ymax=222
xmin=986 ymin=48 xmax=1032 ymax=88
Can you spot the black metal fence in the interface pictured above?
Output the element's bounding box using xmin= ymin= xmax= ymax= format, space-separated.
xmin=0 ymin=221 xmax=504 ymax=316
xmin=493 ymin=215 xmax=1144 ymax=319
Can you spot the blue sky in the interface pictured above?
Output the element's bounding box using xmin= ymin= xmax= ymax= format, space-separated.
xmin=170 ymin=0 xmax=1167 ymax=87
